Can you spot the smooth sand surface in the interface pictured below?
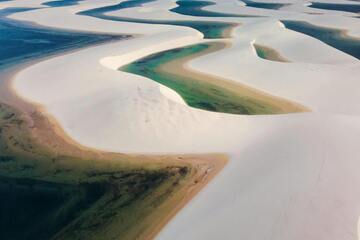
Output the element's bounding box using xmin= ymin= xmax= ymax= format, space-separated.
xmin=4 ymin=0 xmax=360 ymax=239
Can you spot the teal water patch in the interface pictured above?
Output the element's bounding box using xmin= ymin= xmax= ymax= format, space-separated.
xmin=0 ymin=8 xmax=128 ymax=69
xmin=121 ymin=44 xmax=209 ymax=105
xmin=121 ymin=43 xmax=283 ymax=114
xmin=173 ymin=21 xmax=233 ymax=38
xmin=309 ymin=2 xmax=360 ymax=13
xmin=241 ymin=0 xmax=289 ymax=10
xmin=79 ymin=0 xmax=161 ymax=18
xmin=0 ymin=7 xmax=36 ymax=17
xmin=171 ymin=0 xmax=255 ymax=17
xmin=282 ymin=20 xmax=360 ymax=59
xmin=79 ymin=0 xmax=235 ymax=39
xmin=254 ymin=45 xmax=267 ymax=59
xmin=43 ymin=0 xmax=83 ymax=7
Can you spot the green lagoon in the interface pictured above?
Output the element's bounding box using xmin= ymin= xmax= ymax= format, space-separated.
xmin=121 ymin=42 xmax=303 ymax=114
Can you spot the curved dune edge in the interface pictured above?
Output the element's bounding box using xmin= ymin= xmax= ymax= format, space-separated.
xmin=1 ymin=51 xmax=228 ymax=240
xmin=281 ymin=20 xmax=360 ymax=60
xmin=158 ymin=40 xmax=309 ymax=114
xmin=100 ymin=24 xmax=239 ymax=110
xmin=0 ymin=11 xmax=242 ymax=237
xmin=252 ymin=42 xmax=290 ymax=63
xmin=0 ymin=16 xmax=243 ymax=240
xmin=5 ymin=23 xmax=307 ymax=238
xmin=4 ymin=14 xmax=236 ymax=240
xmin=4 ymin=0 xmax=356 ymax=239
xmin=159 ymin=85 xmax=187 ymax=106
xmin=34 ymin=104 xmax=228 ymax=240
xmin=112 ymin=37 xmax=308 ymax=115
xmin=1 ymin=86 xmax=228 ymax=239
xmin=0 ymin=5 xmax=229 ymax=234
xmin=98 ymin=22 xmax=238 ymax=71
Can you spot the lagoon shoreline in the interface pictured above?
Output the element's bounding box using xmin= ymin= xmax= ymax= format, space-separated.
xmin=1 ymin=61 xmax=228 ymax=239
xmin=0 ymin=6 xmax=227 ymax=240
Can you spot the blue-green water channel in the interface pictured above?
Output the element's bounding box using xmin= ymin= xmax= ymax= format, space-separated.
xmin=0 ymin=8 xmax=127 ymax=69
xmin=171 ymin=0 xmax=257 ymax=17
xmin=79 ymin=0 xmax=237 ymax=39
xmin=121 ymin=42 xmax=302 ymax=114
xmin=282 ymin=20 xmax=360 ymax=60
xmin=78 ymin=0 xmax=300 ymax=114
xmin=42 ymin=0 xmax=83 ymax=7
xmin=309 ymin=2 xmax=360 ymax=14
xmin=241 ymin=0 xmax=288 ymax=10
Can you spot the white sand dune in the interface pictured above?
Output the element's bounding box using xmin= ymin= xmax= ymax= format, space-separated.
xmin=158 ymin=113 xmax=360 ymax=240
xmin=4 ymin=0 xmax=360 ymax=239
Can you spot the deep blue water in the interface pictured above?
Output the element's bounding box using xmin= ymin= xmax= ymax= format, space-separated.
xmin=79 ymin=0 xmax=236 ymax=39
xmin=0 ymin=8 xmax=127 ymax=69
xmin=42 ymin=0 xmax=83 ymax=7
xmin=241 ymin=0 xmax=288 ymax=10
xmin=309 ymin=2 xmax=360 ymax=13
xmin=282 ymin=20 xmax=360 ymax=59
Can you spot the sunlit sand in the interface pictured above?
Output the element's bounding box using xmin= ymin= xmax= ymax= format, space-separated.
xmin=1 ymin=0 xmax=360 ymax=239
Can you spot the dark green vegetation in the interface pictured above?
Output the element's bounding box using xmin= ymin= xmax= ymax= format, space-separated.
xmin=0 ymin=103 xmax=193 ymax=240
xmin=79 ymin=0 xmax=236 ymax=39
xmin=282 ymin=20 xmax=360 ymax=60
xmin=121 ymin=43 xmax=303 ymax=114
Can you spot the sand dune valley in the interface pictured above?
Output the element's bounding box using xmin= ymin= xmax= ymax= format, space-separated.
xmin=0 ymin=0 xmax=359 ymax=239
